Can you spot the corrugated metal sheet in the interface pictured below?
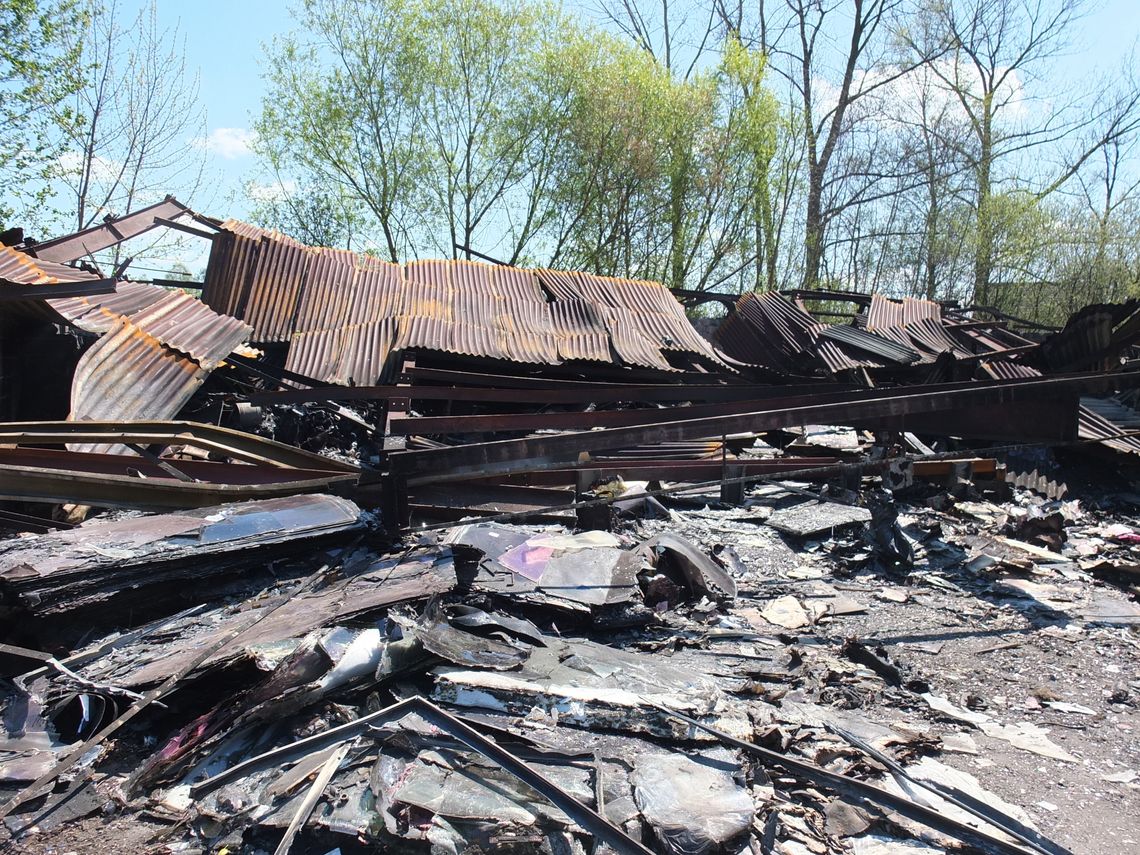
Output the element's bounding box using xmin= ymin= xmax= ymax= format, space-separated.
xmin=1079 ymin=396 xmax=1140 ymax=454
xmin=715 ymin=292 xmax=854 ymax=373
xmin=207 ymin=221 xmax=721 ymax=379
xmin=862 ymin=295 xmax=978 ymax=361
xmin=1039 ymin=301 xmax=1140 ymax=372
xmin=126 ymin=290 xmax=251 ymax=369
xmin=0 ymin=246 xmax=113 ymax=299
xmin=47 ymin=282 xmax=169 ymax=332
xmin=816 ymin=324 xmax=921 ymax=365
xmin=715 ymin=291 xmax=983 ymax=373
xmin=979 ymin=359 xmax=1041 ymax=380
xmin=69 ymin=317 xmax=210 ymax=453
xmin=58 ymin=283 xmax=253 ymax=451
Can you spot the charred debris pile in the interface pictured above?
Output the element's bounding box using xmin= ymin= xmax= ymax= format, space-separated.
xmin=1 ymin=199 xmax=1139 ymax=854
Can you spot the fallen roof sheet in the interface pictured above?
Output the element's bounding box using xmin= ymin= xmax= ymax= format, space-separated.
xmin=0 ymin=246 xmax=114 ymax=300
xmin=1077 ymin=396 xmax=1140 ymax=455
xmin=718 ymin=291 xmax=1041 ymax=376
xmin=67 ymin=290 xmax=251 ymax=451
xmin=202 ymin=220 xmax=723 ymax=380
xmin=45 ymin=281 xmax=170 ymax=332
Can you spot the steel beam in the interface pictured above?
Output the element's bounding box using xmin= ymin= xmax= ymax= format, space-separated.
xmin=247 ymin=381 xmax=857 ymax=407
xmin=389 ymin=371 xmax=1137 ymax=485
xmin=30 ymin=197 xmax=194 ymax=263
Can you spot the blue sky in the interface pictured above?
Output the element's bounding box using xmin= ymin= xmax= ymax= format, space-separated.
xmin=116 ymin=0 xmax=1139 ymax=275
xmin=155 ymin=0 xmax=1140 ymax=213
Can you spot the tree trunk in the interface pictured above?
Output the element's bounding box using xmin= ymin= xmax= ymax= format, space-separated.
xmin=802 ymin=163 xmax=824 ymax=288
xmin=972 ymin=110 xmax=994 ymax=307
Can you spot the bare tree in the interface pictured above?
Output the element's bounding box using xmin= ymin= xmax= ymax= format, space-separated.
xmin=905 ymin=0 xmax=1140 ymax=307
xmin=595 ymin=0 xmax=719 ymax=80
xmin=60 ymin=0 xmax=205 ymax=233
xmin=723 ymin=0 xmax=932 ymax=289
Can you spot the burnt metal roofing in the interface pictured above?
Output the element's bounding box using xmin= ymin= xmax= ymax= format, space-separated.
xmin=0 ymin=246 xmax=114 ymax=300
xmin=203 ymin=221 xmax=724 ymax=382
xmin=46 ymin=281 xmax=170 ymax=333
xmin=713 ymin=292 xmax=919 ymax=374
xmin=816 ymin=324 xmax=921 ymax=365
xmin=1078 ymin=396 xmax=1140 ymax=455
xmin=64 ymin=284 xmax=252 ymax=452
xmin=71 ymin=316 xmax=212 ymax=435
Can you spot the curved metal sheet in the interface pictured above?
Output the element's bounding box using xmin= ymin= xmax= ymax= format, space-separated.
xmin=0 ymin=246 xmax=113 ymax=300
xmin=70 ymin=316 xmax=210 ymax=452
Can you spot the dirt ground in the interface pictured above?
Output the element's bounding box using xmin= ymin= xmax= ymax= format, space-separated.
xmin=4 ymin=481 xmax=1139 ymax=855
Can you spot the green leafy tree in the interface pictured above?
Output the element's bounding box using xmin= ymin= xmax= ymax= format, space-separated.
xmin=255 ymin=0 xmax=788 ymax=292
xmin=0 ymin=0 xmax=83 ymax=226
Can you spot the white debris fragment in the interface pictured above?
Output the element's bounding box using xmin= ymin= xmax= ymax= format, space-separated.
xmin=760 ymin=594 xmax=811 ymax=629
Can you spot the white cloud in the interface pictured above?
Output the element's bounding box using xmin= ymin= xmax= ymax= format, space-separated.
xmin=55 ymin=150 xmax=121 ymax=183
xmin=247 ymin=179 xmax=297 ymax=203
xmin=852 ymin=58 xmax=1028 ymax=132
xmin=193 ymin=127 xmax=257 ymax=160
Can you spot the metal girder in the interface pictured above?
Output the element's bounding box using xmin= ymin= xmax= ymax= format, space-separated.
xmin=0 ymin=420 xmax=358 ymax=472
xmin=458 ymin=457 xmax=996 ymax=488
xmin=0 ymin=421 xmax=358 ymax=510
xmin=0 ymin=462 xmax=356 ymax=510
xmin=859 ymin=397 xmax=1080 ymax=443
xmin=387 ymin=378 xmax=1039 ymax=435
xmin=389 ymin=371 xmax=1139 ymax=485
xmin=247 ymin=380 xmax=857 ymax=407
xmin=0 ymin=279 xmax=117 ymax=301
xmin=488 ymin=458 xmax=844 ymax=486
xmin=30 ymin=197 xmax=195 ymax=263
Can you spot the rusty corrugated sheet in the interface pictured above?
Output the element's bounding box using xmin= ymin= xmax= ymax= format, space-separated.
xmin=206 ymin=221 xmax=721 ymax=378
xmin=47 ymin=282 xmax=169 ymax=332
xmin=0 ymin=246 xmax=114 ymax=300
xmin=716 ymin=292 xmax=825 ymax=370
xmin=125 ymin=290 xmax=251 ymax=369
xmin=63 ymin=285 xmax=252 ymax=452
xmin=980 ymin=359 xmax=1041 ymax=380
xmin=70 ymin=317 xmax=209 ymax=429
xmin=550 ymin=300 xmax=612 ymax=363
xmin=1078 ymin=396 xmax=1140 ymax=455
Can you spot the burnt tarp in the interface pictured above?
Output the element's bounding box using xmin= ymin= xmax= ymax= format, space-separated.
xmin=201 ymin=220 xmax=726 ymax=381
xmin=0 ymin=494 xmax=364 ymax=623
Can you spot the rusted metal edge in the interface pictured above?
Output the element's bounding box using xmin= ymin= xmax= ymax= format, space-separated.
xmin=0 ymin=421 xmax=358 ymax=473
xmin=0 ymin=464 xmax=357 ymax=511
xmin=29 ymin=197 xmax=195 ymax=264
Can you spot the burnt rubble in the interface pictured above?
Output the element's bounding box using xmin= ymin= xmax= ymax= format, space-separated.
xmin=1 ymin=202 xmax=1138 ymax=854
